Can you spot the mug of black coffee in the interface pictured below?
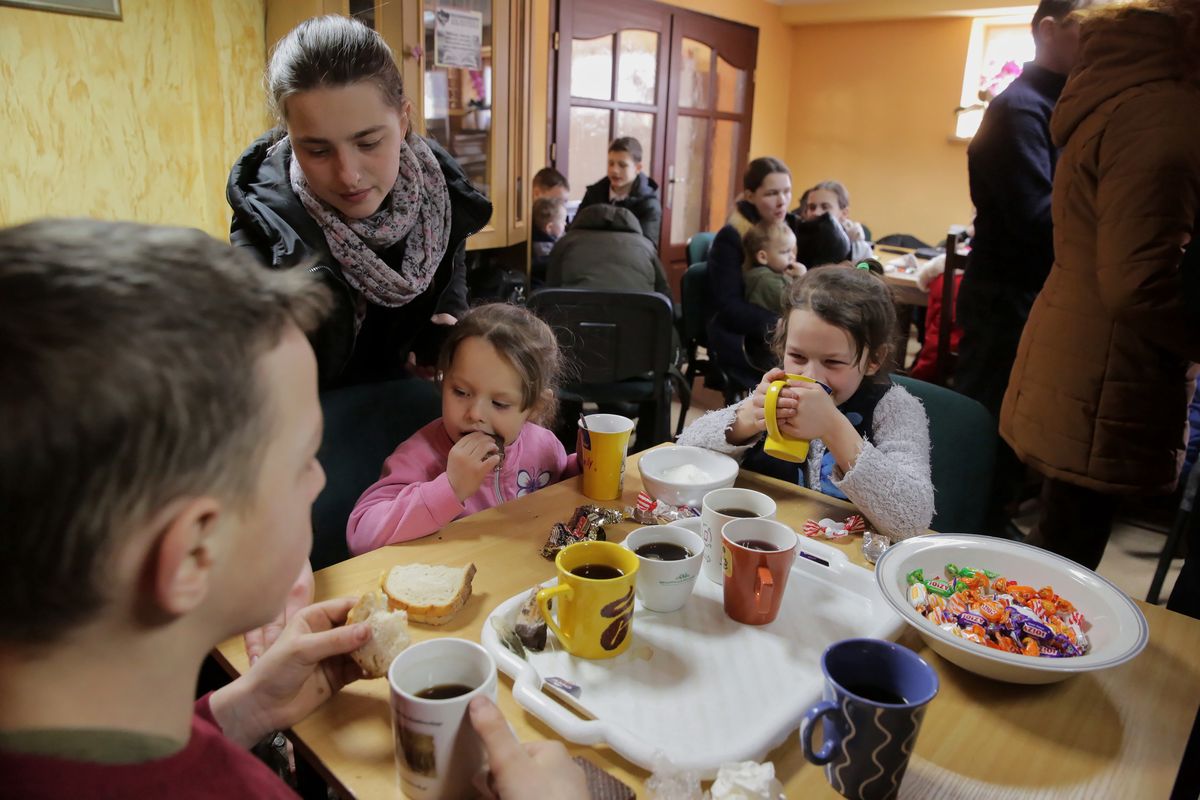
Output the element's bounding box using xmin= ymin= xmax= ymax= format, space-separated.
xmin=799 ymin=639 xmax=938 ymax=800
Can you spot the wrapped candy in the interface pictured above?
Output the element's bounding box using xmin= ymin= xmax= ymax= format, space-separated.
xmin=802 ymin=517 xmax=851 ymax=540
xmin=540 ymin=505 xmax=623 ymax=559
xmin=626 ymin=491 xmax=699 ymax=525
xmin=908 ymin=563 xmax=1092 ymax=658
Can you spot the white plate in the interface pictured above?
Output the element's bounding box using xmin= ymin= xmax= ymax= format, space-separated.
xmin=873 ymin=534 xmax=1149 ymax=684
xmin=481 ymin=534 xmax=904 ymax=777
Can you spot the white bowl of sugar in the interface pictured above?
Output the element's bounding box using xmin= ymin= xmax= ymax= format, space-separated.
xmin=637 ymin=446 xmax=740 ymax=509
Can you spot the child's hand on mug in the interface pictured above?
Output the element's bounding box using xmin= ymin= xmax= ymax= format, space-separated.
xmin=729 ymin=368 xmax=798 ymax=445
xmin=447 ymin=431 xmax=502 ymax=501
xmin=777 ymin=379 xmax=840 ymax=441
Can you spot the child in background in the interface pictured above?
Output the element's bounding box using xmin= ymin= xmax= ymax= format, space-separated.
xmin=530 ymin=196 xmax=567 ymax=288
xmin=348 ymin=303 xmax=578 ymax=553
xmin=577 ymin=136 xmax=662 ymax=244
xmin=678 ymin=267 xmax=934 ymax=540
xmin=801 ymin=180 xmax=872 ymax=262
xmin=532 ymin=166 xmax=570 ymax=203
xmin=743 ymin=220 xmax=804 ymax=314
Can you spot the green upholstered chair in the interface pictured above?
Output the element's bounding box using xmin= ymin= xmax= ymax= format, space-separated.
xmin=311 ymin=378 xmax=441 ymax=570
xmin=687 ymin=232 xmax=715 ymax=267
xmin=892 ymin=375 xmax=996 ymax=533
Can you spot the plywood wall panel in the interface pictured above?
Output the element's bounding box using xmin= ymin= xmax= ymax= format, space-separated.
xmin=0 ymin=0 xmax=267 ymax=240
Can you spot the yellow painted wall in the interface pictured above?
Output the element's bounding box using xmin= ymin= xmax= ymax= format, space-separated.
xmin=786 ymin=17 xmax=975 ymax=244
xmin=0 ymin=0 xmax=267 ymax=240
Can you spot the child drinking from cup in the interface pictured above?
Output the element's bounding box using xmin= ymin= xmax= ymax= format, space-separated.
xmin=347 ymin=303 xmax=579 ymax=553
xmin=678 ymin=267 xmax=934 ymax=540
xmin=743 ymin=220 xmax=805 ymax=314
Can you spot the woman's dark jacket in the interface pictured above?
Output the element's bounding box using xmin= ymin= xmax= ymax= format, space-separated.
xmin=578 ymin=172 xmax=662 ymax=245
xmin=227 ymin=130 xmax=492 ymax=389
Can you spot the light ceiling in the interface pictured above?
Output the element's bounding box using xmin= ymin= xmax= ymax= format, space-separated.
xmin=771 ymin=0 xmax=1037 ymax=24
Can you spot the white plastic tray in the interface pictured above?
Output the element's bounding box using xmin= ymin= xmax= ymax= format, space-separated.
xmin=480 ymin=535 xmax=905 ymax=776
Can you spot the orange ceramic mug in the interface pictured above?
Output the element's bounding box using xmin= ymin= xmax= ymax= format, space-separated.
xmin=721 ymin=518 xmax=798 ymax=625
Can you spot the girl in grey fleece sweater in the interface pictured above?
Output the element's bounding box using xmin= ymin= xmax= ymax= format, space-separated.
xmin=678 ymin=268 xmax=934 ymax=540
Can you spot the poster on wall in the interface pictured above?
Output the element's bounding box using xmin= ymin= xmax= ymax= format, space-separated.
xmin=0 ymin=0 xmax=121 ymax=19
xmin=433 ymin=7 xmax=483 ymax=70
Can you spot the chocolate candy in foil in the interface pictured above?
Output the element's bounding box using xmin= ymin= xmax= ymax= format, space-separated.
xmin=540 ymin=505 xmax=622 ymax=559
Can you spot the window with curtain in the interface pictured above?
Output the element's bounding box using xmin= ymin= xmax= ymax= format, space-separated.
xmin=954 ymin=16 xmax=1035 ymax=140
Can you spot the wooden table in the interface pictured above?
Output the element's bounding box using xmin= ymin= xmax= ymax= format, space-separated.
xmin=216 ymin=457 xmax=1200 ymax=799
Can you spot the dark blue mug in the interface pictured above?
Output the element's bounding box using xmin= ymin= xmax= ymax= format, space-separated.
xmin=799 ymin=639 xmax=939 ymax=800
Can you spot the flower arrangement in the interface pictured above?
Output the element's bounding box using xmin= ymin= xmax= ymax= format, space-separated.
xmin=978 ymin=59 xmax=1022 ymax=102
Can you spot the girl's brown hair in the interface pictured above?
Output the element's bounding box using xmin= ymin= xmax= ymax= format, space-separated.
xmin=772 ymin=267 xmax=897 ymax=378
xmin=437 ymin=303 xmax=563 ymax=424
xmin=266 ymin=15 xmax=406 ymax=124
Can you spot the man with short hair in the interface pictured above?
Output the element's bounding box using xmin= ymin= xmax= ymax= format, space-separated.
xmin=954 ymin=0 xmax=1089 ymax=536
xmin=0 ymin=219 xmax=585 ymax=798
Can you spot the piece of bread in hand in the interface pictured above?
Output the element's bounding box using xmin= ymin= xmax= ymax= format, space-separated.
xmin=383 ymin=563 xmax=477 ymax=626
xmin=347 ymin=587 xmax=410 ymax=678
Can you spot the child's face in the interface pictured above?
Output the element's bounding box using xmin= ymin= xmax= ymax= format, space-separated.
xmin=758 ymin=232 xmax=798 ymax=274
xmin=803 ymin=188 xmax=846 ymax=222
xmin=782 ymin=309 xmax=881 ymax=404
xmin=442 ymin=336 xmax=534 ymax=446
xmin=607 ymin=151 xmax=641 ymax=193
xmin=286 ymin=82 xmax=408 ymax=219
xmin=221 ymin=325 xmax=325 ymax=634
xmin=544 ymin=207 xmax=567 ymax=239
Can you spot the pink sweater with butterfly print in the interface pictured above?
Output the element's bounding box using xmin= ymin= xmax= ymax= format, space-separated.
xmin=347 ymin=418 xmax=579 ymax=554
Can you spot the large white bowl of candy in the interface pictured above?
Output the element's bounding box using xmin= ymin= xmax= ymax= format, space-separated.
xmin=637 ymin=446 xmax=739 ymax=509
xmin=874 ymin=533 xmax=1148 ymax=684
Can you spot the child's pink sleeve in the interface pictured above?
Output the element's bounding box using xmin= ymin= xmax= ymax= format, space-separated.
xmin=346 ymin=436 xmax=464 ymax=555
xmin=562 ymin=451 xmax=581 ymax=478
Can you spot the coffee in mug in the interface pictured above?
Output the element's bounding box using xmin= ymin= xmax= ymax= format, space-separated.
xmin=570 ymin=564 xmax=624 ymax=580
xmin=715 ymin=507 xmax=760 ymax=518
xmin=735 ymin=539 xmax=779 ymax=552
xmin=414 ymin=684 xmax=473 ymax=700
xmin=634 ymin=541 xmax=693 ymax=561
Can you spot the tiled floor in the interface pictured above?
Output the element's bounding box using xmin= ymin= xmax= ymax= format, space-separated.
xmin=669 ymin=376 xmax=1185 ymax=607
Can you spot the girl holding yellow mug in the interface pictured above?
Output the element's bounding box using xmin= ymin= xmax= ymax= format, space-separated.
xmin=676 ymin=268 xmax=935 ymax=543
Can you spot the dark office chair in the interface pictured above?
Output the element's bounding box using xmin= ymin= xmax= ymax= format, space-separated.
xmin=676 ymin=260 xmax=735 ymax=436
xmin=934 ymin=231 xmax=968 ymax=386
xmin=311 ymin=378 xmax=441 ymax=570
xmin=892 ymin=375 xmax=996 ymax=533
xmin=528 ymin=288 xmax=683 ymax=449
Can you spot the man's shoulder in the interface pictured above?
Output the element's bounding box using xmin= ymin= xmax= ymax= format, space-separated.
xmin=0 ymin=712 xmax=296 ymax=799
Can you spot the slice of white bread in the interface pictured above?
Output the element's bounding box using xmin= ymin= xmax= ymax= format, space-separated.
xmin=383 ymin=563 xmax=477 ymax=626
xmin=347 ymin=587 xmax=411 ymax=678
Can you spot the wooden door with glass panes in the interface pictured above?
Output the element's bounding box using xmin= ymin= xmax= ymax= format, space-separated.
xmin=552 ymin=0 xmax=756 ymax=295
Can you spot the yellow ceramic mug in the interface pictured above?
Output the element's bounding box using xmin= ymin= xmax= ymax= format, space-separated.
xmin=578 ymin=413 xmax=634 ymax=500
xmin=537 ymin=541 xmax=639 ymax=659
xmin=763 ymin=374 xmax=826 ymax=463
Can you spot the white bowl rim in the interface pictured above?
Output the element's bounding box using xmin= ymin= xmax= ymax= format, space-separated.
xmin=874 ymin=533 xmax=1149 ymax=675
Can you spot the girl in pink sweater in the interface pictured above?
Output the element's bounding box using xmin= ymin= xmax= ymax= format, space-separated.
xmin=348 ymin=303 xmax=578 ymax=553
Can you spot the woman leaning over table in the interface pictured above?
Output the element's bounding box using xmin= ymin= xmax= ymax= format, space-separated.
xmin=1000 ymin=0 xmax=1200 ymax=595
xmin=227 ymin=15 xmax=492 ymax=389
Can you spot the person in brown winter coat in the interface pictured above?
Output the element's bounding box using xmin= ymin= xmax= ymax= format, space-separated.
xmin=1000 ymin=0 xmax=1200 ymax=569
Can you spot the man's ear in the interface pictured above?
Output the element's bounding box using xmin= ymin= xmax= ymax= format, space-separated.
xmin=1035 ymin=15 xmax=1056 ymax=47
xmin=146 ymin=496 xmax=225 ymax=617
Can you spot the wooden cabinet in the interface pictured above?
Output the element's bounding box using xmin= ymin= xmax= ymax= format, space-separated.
xmin=266 ymin=0 xmax=532 ymax=252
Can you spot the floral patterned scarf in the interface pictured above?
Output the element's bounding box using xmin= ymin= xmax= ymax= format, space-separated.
xmin=288 ymin=132 xmax=451 ymax=308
